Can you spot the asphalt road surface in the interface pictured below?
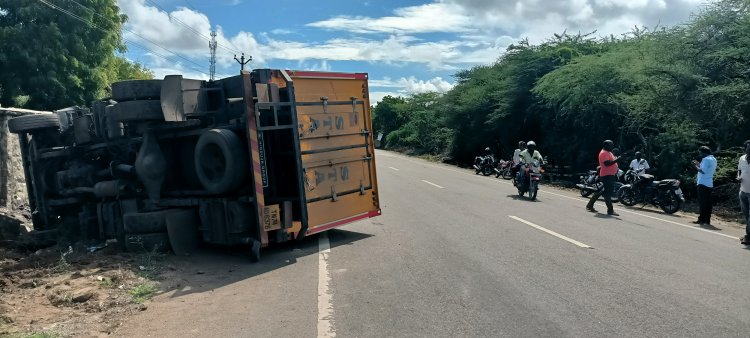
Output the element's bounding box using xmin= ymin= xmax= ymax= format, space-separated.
xmin=117 ymin=150 xmax=750 ymax=338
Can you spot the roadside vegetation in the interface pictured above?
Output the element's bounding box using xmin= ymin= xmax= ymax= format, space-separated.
xmin=373 ymin=0 xmax=750 ymax=191
xmin=0 ymin=0 xmax=153 ymax=110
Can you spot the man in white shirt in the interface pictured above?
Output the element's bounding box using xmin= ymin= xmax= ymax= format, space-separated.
xmin=512 ymin=141 xmax=525 ymax=164
xmin=629 ymin=152 xmax=650 ymax=173
xmin=737 ymin=140 xmax=750 ymax=245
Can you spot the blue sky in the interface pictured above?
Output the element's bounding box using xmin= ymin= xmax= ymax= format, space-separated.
xmin=117 ymin=0 xmax=704 ymax=103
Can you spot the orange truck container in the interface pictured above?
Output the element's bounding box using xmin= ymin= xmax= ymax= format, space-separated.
xmin=8 ymin=69 xmax=380 ymax=261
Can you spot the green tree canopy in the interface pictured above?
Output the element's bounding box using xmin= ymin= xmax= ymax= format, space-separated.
xmin=0 ymin=0 xmax=152 ymax=110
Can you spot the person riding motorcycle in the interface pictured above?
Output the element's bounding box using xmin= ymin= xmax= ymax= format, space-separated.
xmin=513 ymin=141 xmax=526 ymax=165
xmin=516 ymin=141 xmax=544 ymax=187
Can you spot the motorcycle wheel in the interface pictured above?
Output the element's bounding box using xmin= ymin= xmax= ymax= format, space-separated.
xmin=580 ymin=188 xmax=593 ymax=197
xmin=482 ymin=167 xmax=493 ymax=176
xmin=618 ymin=187 xmax=638 ymax=206
xmin=612 ymin=182 xmax=623 ymax=203
xmin=502 ymin=169 xmax=513 ymax=180
xmin=660 ymin=191 xmax=682 ymax=214
xmin=530 ymin=182 xmax=538 ymax=200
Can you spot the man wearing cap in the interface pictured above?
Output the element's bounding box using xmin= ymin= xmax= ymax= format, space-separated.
xmin=692 ymin=146 xmax=716 ymax=226
xmin=587 ymin=140 xmax=620 ymax=216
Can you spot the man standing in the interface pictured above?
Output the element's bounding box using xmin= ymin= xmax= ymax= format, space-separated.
xmin=587 ymin=140 xmax=620 ymax=216
xmin=736 ymin=141 xmax=750 ymax=245
xmin=692 ymin=146 xmax=717 ymax=226
xmin=629 ymin=152 xmax=650 ymax=174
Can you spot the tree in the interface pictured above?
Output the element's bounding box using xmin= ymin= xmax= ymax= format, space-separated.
xmin=0 ymin=0 xmax=151 ymax=109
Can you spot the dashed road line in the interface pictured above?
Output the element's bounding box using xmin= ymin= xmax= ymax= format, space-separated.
xmin=318 ymin=232 xmax=335 ymax=338
xmin=421 ymin=180 xmax=445 ymax=189
xmin=388 ymin=166 xmax=400 ymax=171
xmin=510 ymin=216 xmax=593 ymax=249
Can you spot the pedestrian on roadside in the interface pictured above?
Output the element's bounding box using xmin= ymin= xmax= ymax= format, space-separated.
xmin=736 ymin=140 xmax=750 ymax=245
xmin=692 ymin=146 xmax=717 ymax=227
xmin=586 ymin=140 xmax=620 ymax=216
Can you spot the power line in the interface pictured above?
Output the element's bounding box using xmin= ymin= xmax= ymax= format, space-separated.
xmin=38 ymin=0 xmax=211 ymax=77
xmin=143 ymin=0 xmax=244 ymax=56
xmin=57 ymin=0 xmax=210 ymax=74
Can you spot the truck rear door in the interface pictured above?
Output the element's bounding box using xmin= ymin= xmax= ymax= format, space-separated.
xmin=288 ymin=71 xmax=381 ymax=235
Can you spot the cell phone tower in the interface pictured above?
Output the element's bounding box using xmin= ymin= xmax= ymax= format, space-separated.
xmin=209 ymin=30 xmax=217 ymax=81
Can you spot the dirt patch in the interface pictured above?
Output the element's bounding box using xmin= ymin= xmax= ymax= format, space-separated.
xmin=0 ymin=245 xmax=169 ymax=337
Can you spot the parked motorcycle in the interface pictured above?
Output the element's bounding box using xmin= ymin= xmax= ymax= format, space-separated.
xmin=495 ymin=159 xmax=514 ymax=179
xmin=474 ymin=154 xmax=496 ymax=176
xmin=576 ymin=167 xmax=623 ymax=202
xmin=617 ymin=173 xmax=684 ymax=214
xmin=513 ymin=160 xmax=543 ymax=200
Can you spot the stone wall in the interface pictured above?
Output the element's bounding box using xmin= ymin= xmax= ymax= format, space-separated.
xmin=0 ymin=110 xmax=31 ymax=210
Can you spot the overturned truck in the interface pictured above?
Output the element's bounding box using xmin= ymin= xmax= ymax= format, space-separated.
xmin=7 ymin=69 xmax=381 ymax=261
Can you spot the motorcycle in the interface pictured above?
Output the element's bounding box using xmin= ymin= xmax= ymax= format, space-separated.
xmin=576 ymin=167 xmax=623 ymax=202
xmin=617 ymin=173 xmax=685 ymax=214
xmin=494 ymin=159 xmax=514 ymax=179
xmin=513 ymin=159 xmax=543 ymax=200
xmin=474 ymin=154 xmax=496 ymax=176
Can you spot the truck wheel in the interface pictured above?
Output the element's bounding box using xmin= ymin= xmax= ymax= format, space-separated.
xmin=194 ymin=129 xmax=248 ymax=194
xmin=124 ymin=232 xmax=170 ymax=252
xmin=7 ymin=114 xmax=61 ymax=133
xmin=111 ymin=100 xmax=164 ymax=122
xmin=112 ymin=80 xmax=162 ymax=101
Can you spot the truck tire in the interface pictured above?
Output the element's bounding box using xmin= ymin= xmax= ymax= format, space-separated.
xmin=111 ymin=100 xmax=164 ymax=122
xmin=194 ymin=129 xmax=248 ymax=194
xmin=7 ymin=114 xmax=61 ymax=133
xmin=124 ymin=232 xmax=170 ymax=253
xmin=111 ymin=80 xmax=162 ymax=101
xmin=123 ymin=210 xmax=172 ymax=233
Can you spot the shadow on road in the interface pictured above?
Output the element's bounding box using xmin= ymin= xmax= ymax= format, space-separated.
xmin=153 ymin=229 xmax=373 ymax=299
xmin=505 ymin=194 xmax=542 ymax=202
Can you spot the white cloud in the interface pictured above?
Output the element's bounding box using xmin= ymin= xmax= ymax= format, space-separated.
xmin=307 ymin=3 xmax=472 ymax=34
xmin=371 ymin=76 xmax=455 ymax=93
xmin=369 ymin=91 xmax=401 ymax=104
xmin=270 ymin=29 xmax=294 ymax=35
xmin=118 ymin=0 xmax=703 ymax=78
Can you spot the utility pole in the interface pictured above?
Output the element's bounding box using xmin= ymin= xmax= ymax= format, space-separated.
xmin=209 ymin=30 xmax=217 ymax=81
xmin=234 ymin=53 xmax=251 ymax=72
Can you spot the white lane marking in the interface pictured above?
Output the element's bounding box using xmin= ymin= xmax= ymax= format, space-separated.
xmin=509 ymin=216 xmax=593 ymax=249
xmin=388 ymin=166 xmax=400 ymax=171
xmin=421 ymin=180 xmax=445 ymax=189
xmin=380 ymin=151 xmax=739 ymax=240
xmin=539 ymin=190 xmax=740 ymax=240
xmin=318 ymin=232 xmax=335 ymax=338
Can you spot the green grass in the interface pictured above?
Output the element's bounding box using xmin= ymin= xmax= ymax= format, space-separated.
xmin=97 ymin=278 xmax=113 ymax=289
xmin=134 ymin=250 xmax=167 ymax=281
xmin=129 ymin=283 xmax=157 ymax=303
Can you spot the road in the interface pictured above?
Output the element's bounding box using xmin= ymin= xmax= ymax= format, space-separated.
xmin=116 ymin=150 xmax=750 ymax=337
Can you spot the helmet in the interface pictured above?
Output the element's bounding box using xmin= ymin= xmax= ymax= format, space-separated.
xmin=518 ymin=141 xmax=526 ymax=147
xmin=485 ymin=147 xmax=491 ymax=151
xmin=527 ymin=141 xmax=536 ymax=147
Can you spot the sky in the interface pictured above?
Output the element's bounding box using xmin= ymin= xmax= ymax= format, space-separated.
xmin=114 ymin=0 xmax=706 ymax=103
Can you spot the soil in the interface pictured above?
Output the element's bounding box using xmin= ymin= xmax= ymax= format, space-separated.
xmin=0 ymin=243 xmax=170 ymax=338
